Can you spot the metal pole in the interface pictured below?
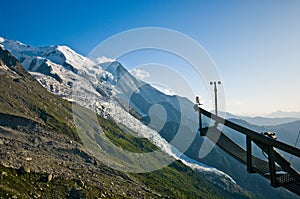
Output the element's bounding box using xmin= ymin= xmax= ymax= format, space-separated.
xmin=210 ymin=81 xmax=221 ymax=116
xmin=214 ymin=82 xmax=218 ymax=116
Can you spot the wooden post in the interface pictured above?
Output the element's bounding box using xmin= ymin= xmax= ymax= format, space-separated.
xmin=246 ymin=135 xmax=254 ymax=173
xmin=199 ymin=107 xmax=204 ymax=136
xmin=268 ymin=146 xmax=278 ymax=187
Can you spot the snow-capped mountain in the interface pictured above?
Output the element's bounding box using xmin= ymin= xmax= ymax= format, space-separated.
xmin=0 ymin=37 xmax=236 ymax=185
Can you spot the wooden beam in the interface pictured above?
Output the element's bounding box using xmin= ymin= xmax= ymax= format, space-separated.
xmin=200 ymin=108 xmax=300 ymax=157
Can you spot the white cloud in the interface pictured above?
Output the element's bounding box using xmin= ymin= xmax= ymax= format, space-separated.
xmin=94 ymin=56 xmax=116 ymax=64
xmin=130 ymin=68 xmax=150 ymax=80
xmin=152 ymin=84 xmax=175 ymax=96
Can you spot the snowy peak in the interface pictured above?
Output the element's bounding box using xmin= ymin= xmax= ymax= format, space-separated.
xmin=51 ymin=45 xmax=94 ymax=70
xmin=0 ymin=38 xmax=125 ymax=82
xmin=0 ymin=38 xmax=94 ymax=72
xmin=99 ymin=61 xmax=124 ymax=79
xmin=0 ymin=37 xmax=31 ymax=57
xmin=0 ymin=38 xmax=121 ymax=99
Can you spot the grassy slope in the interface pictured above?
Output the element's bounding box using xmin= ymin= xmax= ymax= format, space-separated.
xmin=100 ymin=117 xmax=257 ymax=199
xmin=0 ymin=48 xmax=79 ymax=142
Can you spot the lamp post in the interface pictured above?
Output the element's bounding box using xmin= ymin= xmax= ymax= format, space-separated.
xmin=210 ymin=81 xmax=221 ymax=116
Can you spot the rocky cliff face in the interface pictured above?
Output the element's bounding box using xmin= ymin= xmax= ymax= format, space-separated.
xmin=0 ymin=47 xmax=162 ymax=198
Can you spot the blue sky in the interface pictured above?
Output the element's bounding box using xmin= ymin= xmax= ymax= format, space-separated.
xmin=1 ymin=0 xmax=300 ymax=116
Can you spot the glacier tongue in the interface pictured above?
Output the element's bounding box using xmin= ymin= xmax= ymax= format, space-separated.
xmin=0 ymin=37 xmax=236 ymax=184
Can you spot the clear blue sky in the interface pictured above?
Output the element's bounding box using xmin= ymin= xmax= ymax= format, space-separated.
xmin=1 ymin=0 xmax=300 ymax=116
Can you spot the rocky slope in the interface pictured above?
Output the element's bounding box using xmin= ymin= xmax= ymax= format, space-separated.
xmin=0 ymin=37 xmax=237 ymax=182
xmin=0 ymin=47 xmax=258 ymax=198
xmin=0 ymin=46 xmax=158 ymax=198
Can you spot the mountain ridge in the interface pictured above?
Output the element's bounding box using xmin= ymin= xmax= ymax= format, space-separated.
xmin=0 ymin=46 xmax=257 ymax=198
xmin=264 ymin=110 xmax=300 ymax=119
xmin=220 ymin=111 xmax=300 ymax=126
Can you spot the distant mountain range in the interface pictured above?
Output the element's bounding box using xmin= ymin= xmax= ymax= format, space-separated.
xmin=264 ymin=110 xmax=300 ymax=119
xmin=1 ymin=37 xmax=298 ymax=199
xmin=223 ymin=112 xmax=300 ymax=127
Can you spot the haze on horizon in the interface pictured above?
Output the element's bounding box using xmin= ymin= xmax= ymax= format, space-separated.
xmin=1 ymin=0 xmax=299 ymax=116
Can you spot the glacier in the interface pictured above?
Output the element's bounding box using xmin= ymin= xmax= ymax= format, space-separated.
xmin=0 ymin=37 xmax=236 ymax=184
